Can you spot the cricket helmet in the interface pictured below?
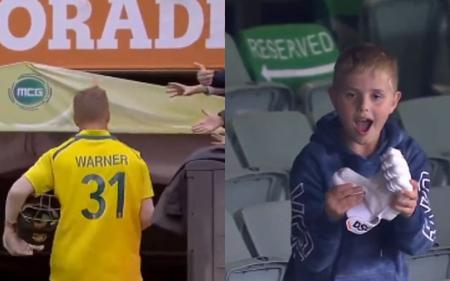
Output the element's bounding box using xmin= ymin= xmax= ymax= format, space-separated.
xmin=17 ymin=192 xmax=60 ymax=246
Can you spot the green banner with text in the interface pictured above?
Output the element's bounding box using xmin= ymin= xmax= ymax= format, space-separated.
xmin=239 ymin=24 xmax=339 ymax=90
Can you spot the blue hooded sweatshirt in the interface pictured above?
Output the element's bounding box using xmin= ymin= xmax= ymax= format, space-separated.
xmin=283 ymin=112 xmax=436 ymax=281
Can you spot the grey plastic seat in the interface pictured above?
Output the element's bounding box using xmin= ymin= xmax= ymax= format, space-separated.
xmin=240 ymin=200 xmax=291 ymax=259
xmin=230 ymin=111 xmax=312 ymax=171
xmin=226 ymin=171 xmax=288 ymax=216
xmin=226 ymin=210 xmax=252 ymax=264
xmin=429 ymin=157 xmax=450 ymax=187
xmin=226 ymin=33 xmax=252 ymax=87
xmin=226 ymin=258 xmax=287 ymax=281
xmin=430 ymin=186 xmax=450 ymax=249
xmin=317 ymin=0 xmax=363 ymax=50
xmin=397 ymin=96 xmax=450 ymax=157
xmin=407 ymin=249 xmax=450 ymax=281
xmin=226 ymin=137 xmax=245 ymax=178
xmin=299 ymin=79 xmax=334 ymax=126
xmin=360 ymin=0 xmax=445 ymax=100
xmin=226 ymin=82 xmax=295 ymax=124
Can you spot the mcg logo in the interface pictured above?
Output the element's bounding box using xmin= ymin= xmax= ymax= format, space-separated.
xmin=9 ymin=75 xmax=52 ymax=110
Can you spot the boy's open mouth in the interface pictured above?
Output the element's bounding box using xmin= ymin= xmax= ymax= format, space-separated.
xmin=354 ymin=118 xmax=373 ymax=135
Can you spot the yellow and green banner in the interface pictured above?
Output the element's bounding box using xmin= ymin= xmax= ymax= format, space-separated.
xmin=0 ymin=62 xmax=224 ymax=133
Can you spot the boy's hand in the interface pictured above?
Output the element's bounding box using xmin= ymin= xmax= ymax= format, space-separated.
xmin=391 ymin=179 xmax=419 ymax=217
xmin=325 ymin=184 xmax=365 ymax=221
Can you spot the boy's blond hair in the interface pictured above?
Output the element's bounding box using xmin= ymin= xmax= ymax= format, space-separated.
xmin=333 ymin=43 xmax=398 ymax=90
xmin=73 ymin=86 xmax=109 ymax=125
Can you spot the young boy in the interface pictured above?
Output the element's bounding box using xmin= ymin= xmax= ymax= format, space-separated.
xmin=283 ymin=44 xmax=436 ymax=281
xmin=3 ymin=87 xmax=155 ymax=281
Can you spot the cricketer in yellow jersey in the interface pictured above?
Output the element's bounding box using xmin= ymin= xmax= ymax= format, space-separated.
xmin=3 ymin=86 xmax=155 ymax=281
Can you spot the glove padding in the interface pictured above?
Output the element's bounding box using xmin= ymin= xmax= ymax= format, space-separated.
xmin=380 ymin=148 xmax=412 ymax=193
xmin=332 ymin=168 xmax=399 ymax=235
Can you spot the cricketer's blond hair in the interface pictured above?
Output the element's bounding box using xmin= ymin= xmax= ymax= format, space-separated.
xmin=73 ymin=86 xmax=109 ymax=125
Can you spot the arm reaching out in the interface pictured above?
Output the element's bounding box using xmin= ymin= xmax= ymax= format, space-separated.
xmin=192 ymin=110 xmax=224 ymax=134
xmin=166 ymin=82 xmax=207 ymax=98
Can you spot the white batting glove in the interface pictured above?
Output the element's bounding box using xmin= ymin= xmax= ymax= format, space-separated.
xmin=380 ymin=148 xmax=412 ymax=192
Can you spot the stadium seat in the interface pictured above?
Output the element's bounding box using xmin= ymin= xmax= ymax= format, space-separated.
xmin=299 ymin=79 xmax=334 ymax=126
xmin=230 ymin=111 xmax=312 ymax=171
xmin=225 ymin=82 xmax=296 ymax=124
xmin=322 ymin=0 xmax=364 ymax=17
xmin=226 ymin=33 xmax=252 ymax=87
xmin=226 ymin=171 xmax=288 ymax=217
xmin=316 ymin=0 xmax=364 ymax=50
xmin=240 ymin=200 xmax=291 ymax=259
xmin=226 ymin=210 xmax=252 ymax=264
xmin=429 ymin=186 xmax=450 ymax=249
xmin=397 ymin=96 xmax=450 ymax=157
xmin=360 ymin=0 xmax=445 ymax=100
xmin=226 ymin=257 xmax=287 ymax=281
xmin=226 ymin=136 xmax=245 ymax=178
xmin=430 ymin=6 xmax=450 ymax=96
xmin=407 ymin=249 xmax=450 ymax=281
xmin=428 ymin=157 xmax=450 ymax=187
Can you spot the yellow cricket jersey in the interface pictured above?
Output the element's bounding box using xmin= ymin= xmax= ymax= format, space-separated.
xmin=25 ymin=130 xmax=154 ymax=281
